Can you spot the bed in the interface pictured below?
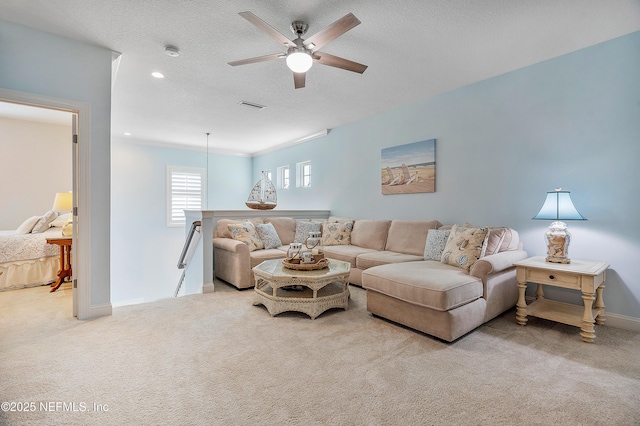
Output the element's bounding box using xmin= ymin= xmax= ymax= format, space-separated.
xmin=0 ymin=213 xmax=67 ymax=291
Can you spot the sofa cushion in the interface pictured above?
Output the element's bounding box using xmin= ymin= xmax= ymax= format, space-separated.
xmin=441 ymin=225 xmax=488 ymax=271
xmin=264 ymin=217 xmax=296 ymax=245
xmin=499 ymin=228 xmax=520 ymax=251
xmin=322 ymin=221 xmax=354 ymax=246
xmin=424 ymin=229 xmax=451 ymax=260
xmin=350 ymin=220 xmax=391 ymax=251
xmin=228 ymin=221 xmax=264 ymax=252
xmin=323 ymin=245 xmax=379 ymax=268
xmin=249 ymin=248 xmax=288 ymax=268
xmin=255 ymin=222 xmax=282 ymax=249
xmin=384 ymin=220 xmax=440 ymax=256
xmin=293 ymin=220 xmax=323 ymax=243
xmin=356 ymin=251 xmax=424 ymax=269
xmin=363 ymin=261 xmax=483 ymax=312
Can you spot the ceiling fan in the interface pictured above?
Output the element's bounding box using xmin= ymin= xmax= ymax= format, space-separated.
xmin=228 ymin=11 xmax=368 ymax=89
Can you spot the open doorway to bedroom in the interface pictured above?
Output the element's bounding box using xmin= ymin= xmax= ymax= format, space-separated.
xmin=0 ymin=99 xmax=77 ymax=316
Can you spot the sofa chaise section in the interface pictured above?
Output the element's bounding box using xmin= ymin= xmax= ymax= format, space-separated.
xmin=362 ymin=228 xmax=527 ymax=342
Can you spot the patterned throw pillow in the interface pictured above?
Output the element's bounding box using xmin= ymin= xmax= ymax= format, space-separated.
xmin=440 ymin=225 xmax=488 ymax=271
xmin=31 ymin=210 xmax=59 ymax=234
xmin=463 ymin=222 xmax=507 ymax=257
xmin=293 ymin=220 xmax=323 ymax=243
xmin=228 ymin=221 xmax=264 ymax=252
xmin=423 ymin=229 xmax=451 ymax=260
xmin=255 ymin=222 xmax=282 ymax=249
xmin=322 ymin=221 xmax=354 ymax=246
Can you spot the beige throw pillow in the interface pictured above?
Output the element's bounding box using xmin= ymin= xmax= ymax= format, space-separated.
xmin=463 ymin=222 xmax=508 ymax=256
xmin=441 ymin=225 xmax=488 ymax=271
xmin=322 ymin=221 xmax=354 ymax=246
xmin=228 ymin=221 xmax=264 ymax=252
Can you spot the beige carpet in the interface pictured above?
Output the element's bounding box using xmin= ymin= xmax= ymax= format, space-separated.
xmin=1 ymin=281 xmax=639 ymax=426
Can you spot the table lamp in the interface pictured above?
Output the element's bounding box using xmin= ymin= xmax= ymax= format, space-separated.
xmin=52 ymin=192 xmax=73 ymax=236
xmin=533 ymin=188 xmax=586 ymax=264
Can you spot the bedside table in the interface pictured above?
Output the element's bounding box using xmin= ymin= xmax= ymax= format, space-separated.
xmin=46 ymin=237 xmax=72 ymax=293
xmin=514 ymin=256 xmax=609 ymax=343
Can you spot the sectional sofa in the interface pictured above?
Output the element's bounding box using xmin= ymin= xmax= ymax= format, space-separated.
xmin=212 ymin=216 xmax=527 ymax=341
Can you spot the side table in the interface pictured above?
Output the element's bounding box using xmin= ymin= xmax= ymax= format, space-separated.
xmin=514 ymin=256 xmax=609 ymax=342
xmin=46 ymin=237 xmax=72 ymax=293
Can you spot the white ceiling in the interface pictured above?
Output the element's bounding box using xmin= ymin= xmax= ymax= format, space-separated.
xmin=2 ymin=0 xmax=639 ymax=155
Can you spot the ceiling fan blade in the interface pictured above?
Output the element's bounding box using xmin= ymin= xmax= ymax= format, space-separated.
xmin=293 ymin=72 xmax=306 ymax=89
xmin=304 ymin=13 xmax=361 ymax=50
xmin=314 ymin=52 xmax=368 ymax=74
xmin=238 ymin=11 xmax=295 ymax=48
xmin=228 ymin=53 xmax=284 ymax=67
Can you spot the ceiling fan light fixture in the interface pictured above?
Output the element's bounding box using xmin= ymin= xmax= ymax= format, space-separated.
xmin=286 ymin=50 xmax=313 ymax=73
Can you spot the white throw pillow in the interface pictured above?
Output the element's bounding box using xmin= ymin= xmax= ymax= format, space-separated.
xmin=423 ymin=229 xmax=451 ymax=260
xmin=255 ymin=223 xmax=282 ymax=249
xmin=16 ymin=216 xmax=41 ymax=234
xmin=293 ymin=220 xmax=322 ymax=243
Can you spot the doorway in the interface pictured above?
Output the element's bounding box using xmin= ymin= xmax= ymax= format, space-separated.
xmin=0 ymin=90 xmax=88 ymax=318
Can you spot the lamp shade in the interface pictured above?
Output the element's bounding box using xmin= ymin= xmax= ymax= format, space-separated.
xmin=52 ymin=192 xmax=73 ymax=211
xmin=532 ymin=189 xmax=586 ymax=221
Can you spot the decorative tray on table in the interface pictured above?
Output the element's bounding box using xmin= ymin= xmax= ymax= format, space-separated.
xmin=282 ymin=257 xmax=329 ymax=271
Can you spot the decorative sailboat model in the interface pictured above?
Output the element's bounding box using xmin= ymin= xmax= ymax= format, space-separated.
xmin=246 ymin=171 xmax=277 ymax=210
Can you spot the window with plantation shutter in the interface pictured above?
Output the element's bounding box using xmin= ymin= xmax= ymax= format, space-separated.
xmin=167 ymin=166 xmax=206 ymax=227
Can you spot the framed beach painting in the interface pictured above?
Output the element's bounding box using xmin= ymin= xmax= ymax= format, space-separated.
xmin=381 ymin=139 xmax=436 ymax=195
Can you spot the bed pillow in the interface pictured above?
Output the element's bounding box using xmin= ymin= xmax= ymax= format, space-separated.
xmin=255 ymin=222 xmax=282 ymax=249
xmin=440 ymin=225 xmax=488 ymax=271
xmin=31 ymin=210 xmax=58 ymax=233
xmin=50 ymin=213 xmax=70 ymax=228
xmin=423 ymin=229 xmax=451 ymax=260
xmin=228 ymin=221 xmax=264 ymax=252
xmin=16 ymin=216 xmax=41 ymax=234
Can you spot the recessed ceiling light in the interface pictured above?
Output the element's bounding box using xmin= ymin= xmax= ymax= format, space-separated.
xmin=123 ymin=132 xmax=132 ymax=136
xmin=151 ymin=72 xmax=165 ymax=79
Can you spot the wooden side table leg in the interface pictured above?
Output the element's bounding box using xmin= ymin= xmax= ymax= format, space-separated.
xmin=516 ymin=280 xmax=528 ymax=326
xmin=580 ymin=291 xmax=596 ymax=343
xmin=595 ymin=284 xmax=606 ymax=325
xmin=52 ymin=245 xmax=64 ymax=286
xmin=535 ymin=283 xmax=544 ymax=300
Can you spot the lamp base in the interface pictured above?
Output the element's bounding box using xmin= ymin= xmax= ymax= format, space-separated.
xmin=544 ymin=221 xmax=572 ymax=264
xmin=545 ymin=256 xmax=571 ymax=264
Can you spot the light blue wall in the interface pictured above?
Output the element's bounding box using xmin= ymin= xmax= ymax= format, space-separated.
xmin=0 ymin=20 xmax=113 ymax=314
xmin=111 ymin=139 xmax=251 ymax=305
xmin=254 ymin=31 xmax=640 ymax=320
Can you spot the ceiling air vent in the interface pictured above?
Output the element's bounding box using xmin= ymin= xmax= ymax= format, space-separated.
xmin=238 ymin=101 xmax=266 ymax=111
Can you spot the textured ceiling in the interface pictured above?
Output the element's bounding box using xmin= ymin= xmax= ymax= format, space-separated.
xmin=2 ymin=0 xmax=639 ymax=155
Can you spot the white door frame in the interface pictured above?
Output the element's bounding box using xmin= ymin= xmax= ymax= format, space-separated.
xmin=0 ymin=87 xmax=92 ymax=319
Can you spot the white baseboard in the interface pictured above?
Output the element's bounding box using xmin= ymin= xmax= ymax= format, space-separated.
xmin=524 ymin=296 xmax=640 ymax=332
xmin=604 ymin=313 xmax=640 ymax=332
xmin=88 ymin=303 xmax=113 ymax=319
xmin=203 ymin=282 xmax=215 ymax=293
xmin=112 ymin=298 xmax=145 ymax=308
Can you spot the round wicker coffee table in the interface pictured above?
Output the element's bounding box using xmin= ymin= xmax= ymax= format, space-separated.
xmin=252 ymin=259 xmax=351 ymax=319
